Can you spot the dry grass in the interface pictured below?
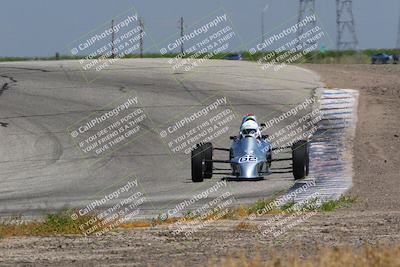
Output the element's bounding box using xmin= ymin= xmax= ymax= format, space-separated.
xmin=208 ymin=245 xmax=400 ymax=267
xmin=0 ymin=212 xmax=96 ymax=237
xmin=0 ymin=195 xmax=356 ymax=237
xmin=234 ymin=222 xmax=257 ymax=231
xmin=120 ymin=217 xmax=183 ymax=229
xmin=119 ymin=221 xmax=152 ymax=228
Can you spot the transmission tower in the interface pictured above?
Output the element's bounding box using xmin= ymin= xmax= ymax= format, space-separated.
xmin=297 ymin=0 xmax=317 ymax=50
xmin=336 ymin=0 xmax=358 ymax=50
xmin=396 ymin=3 xmax=400 ymax=49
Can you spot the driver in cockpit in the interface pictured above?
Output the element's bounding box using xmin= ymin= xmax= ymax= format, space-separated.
xmin=239 ymin=114 xmax=261 ymax=139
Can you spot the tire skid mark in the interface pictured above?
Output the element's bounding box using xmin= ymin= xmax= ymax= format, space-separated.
xmin=1 ymin=74 xmax=17 ymax=99
xmin=0 ymin=75 xmax=18 ymax=127
xmin=0 ymin=82 xmax=9 ymax=96
xmin=287 ymin=88 xmax=359 ymax=202
xmin=0 ymin=66 xmax=49 ymax=73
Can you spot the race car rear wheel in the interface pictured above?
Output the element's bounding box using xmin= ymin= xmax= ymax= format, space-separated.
xmin=202 ymin=143 xmax=213 ymax=179
xmin=292 ymin=140 xmax=309 ymax=180
xmin=191 ymin=146 xmax=204 ymax=182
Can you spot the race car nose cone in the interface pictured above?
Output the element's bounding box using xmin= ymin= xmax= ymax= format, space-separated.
xmin=238 ymin=162 xmax=259 ymax=178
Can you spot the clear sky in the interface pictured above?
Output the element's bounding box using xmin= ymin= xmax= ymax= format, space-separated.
xmin=1 ymin=0 xmax=399 ymax=57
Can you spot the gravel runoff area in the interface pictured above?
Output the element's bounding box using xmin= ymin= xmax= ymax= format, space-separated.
xmin=0 ymin=64 xmax=399 ymax=266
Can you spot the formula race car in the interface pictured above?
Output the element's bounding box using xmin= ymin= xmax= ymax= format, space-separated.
xmin=191 ymin=114 xmax=309 ymax=182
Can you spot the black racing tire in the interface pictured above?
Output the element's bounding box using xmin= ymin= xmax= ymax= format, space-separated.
xmin=191 ymin=146 xmax=204 ymax=182
xmin=203 ymin=142 xmax=213 ymax=179
xmin=305 ymin=143 xmax=310 ymax=176
xmin=266 ymin=148 xmax=272 ymax=169
xmin=292 ymin=140 xmax=309 ymax=180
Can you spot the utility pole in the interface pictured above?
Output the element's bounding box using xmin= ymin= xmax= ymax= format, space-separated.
xmin=180 ymin=17 xmax=184 ymax=54
xmin=297 ymin=0 xmax=317 ymax=51
xmin=261 ymin=11 xmax=265 ymax=46
xmin=336 ymin=0 xmax=358 ymax=50
xmin=139 ymin=18 xmax=144 ymax=58
xmin=261 ymin=4 xmax=268 ymax=49
xmin=111 ymin=19 xmax=115 ymax=59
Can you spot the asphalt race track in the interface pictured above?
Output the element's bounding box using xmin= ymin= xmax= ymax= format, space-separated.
xmin=0 ymin=59 xmax=322 ymax=219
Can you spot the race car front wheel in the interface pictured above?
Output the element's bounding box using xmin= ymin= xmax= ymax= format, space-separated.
xmin=191 ymin=146 xmax=204 ymax=182
xmin=292 ymin=140 xmax=309 ymax=180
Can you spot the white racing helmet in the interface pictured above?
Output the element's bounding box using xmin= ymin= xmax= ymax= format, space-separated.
xmin=240 ymin=119 xmax=260 ymax=138
xmin=242 ymin=114 xmax=258 ymax=124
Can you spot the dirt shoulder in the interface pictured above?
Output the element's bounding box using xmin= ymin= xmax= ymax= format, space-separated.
xmin=0 ymin=211 xmax=399 ymax=266
xmin=0 ymin=64 xmax=399 ymax=266
xmin=304 ymin=64 xmax=400 ymax=211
